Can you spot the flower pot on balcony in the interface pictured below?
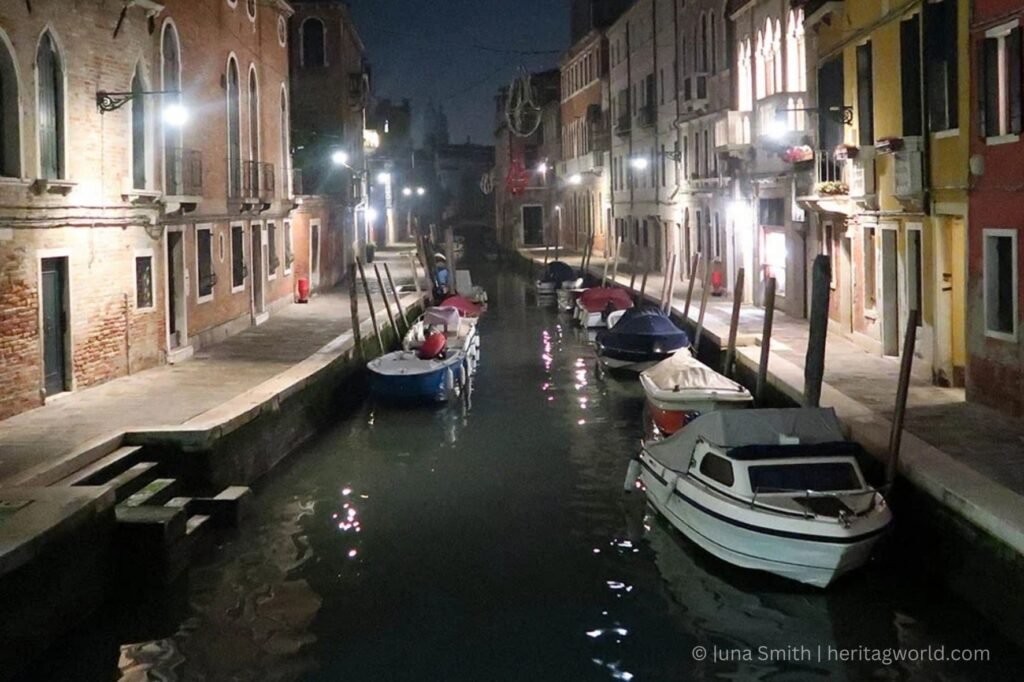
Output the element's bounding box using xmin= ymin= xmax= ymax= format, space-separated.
xmin=875 ymin=137 xmax=904 ymax=154
xmin=833 ymin=144 xmax=859 ymax=161
xmin=781 ymin=145 xmax=814 ymax=164
xmin=815 ymin=180 xmax=849 ymax=196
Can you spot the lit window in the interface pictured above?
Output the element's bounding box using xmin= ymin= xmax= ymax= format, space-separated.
xmin=980 ymin=22 xmax=1022 ymax=139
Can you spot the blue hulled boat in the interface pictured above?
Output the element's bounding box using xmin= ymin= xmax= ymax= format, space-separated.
xmin=595 ymin=306 xmax=690 ymax=372
xmin=368 ymin=306 xmax=479 ymax=403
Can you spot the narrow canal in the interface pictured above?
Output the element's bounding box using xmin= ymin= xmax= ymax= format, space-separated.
xmin=29 ymin=260 xmax=1024 ymax=681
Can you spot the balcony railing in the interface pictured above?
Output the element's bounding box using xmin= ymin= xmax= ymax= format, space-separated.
xmin=715 ymin=111 xmax=752 ymax=152
xmin=638 ymin=103 xmax=656 ymax=127
xmin=615 ymin=114 xmax=631 ymax=137
xmin=165 ymin=148 xmax=203 ymax=197
xmin=683 ymin=73 xmax=708 ymax=103
xmin=259 ymin=162 xmax=275 ymax=199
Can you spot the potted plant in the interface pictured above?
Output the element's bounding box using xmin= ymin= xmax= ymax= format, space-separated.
xmin=875 ymin=136 xmax=904 ymax=154
xmin=815 ymin=180 xmax=849 ymax=196
xmin=781 ymin=145 xmax=814 ymax=164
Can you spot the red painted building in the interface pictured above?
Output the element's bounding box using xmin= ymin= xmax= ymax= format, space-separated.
xmin=969 ymin=0 xmax=1024 ymax=415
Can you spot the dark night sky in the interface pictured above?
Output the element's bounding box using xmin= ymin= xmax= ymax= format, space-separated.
xmin=348 ymin=0 xmax=570 ymax=145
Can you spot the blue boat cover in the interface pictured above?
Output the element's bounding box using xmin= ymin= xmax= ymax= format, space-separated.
xmin=597 ymin=306 xmax=690 ymax=357
xmin=541 ymin=261 xmax=575 ymax=283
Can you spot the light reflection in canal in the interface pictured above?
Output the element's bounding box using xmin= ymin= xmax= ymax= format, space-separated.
xmin=23 ymin=266 xmax=1024 ymax=682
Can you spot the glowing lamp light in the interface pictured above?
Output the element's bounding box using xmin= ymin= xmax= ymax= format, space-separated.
xmin=767 ymin=118 xmax=789 ymax=140
xmin=402 ymin=187 xmax=413 ymax=197
xmin=630 ymin=157 xmax=649 ymax=170
xmin=568 ymin=173 xmax=583 ymax=185
xmin=416 ymin=187 xmax=426 ymax=196
xmin=163 ymin=103 xmax=189 ymax=127
xmin=377 ymin=172 xmax=391 ymax=184
xmin=537 ymin=162 xmax=548 ymax=174
xmin=331 ymin=150 xmax=349 ymax=166
xmin=366 ymin=207 xmax=379 ymax=223
xmin=729 ymin=200 xmax=753 ymax=226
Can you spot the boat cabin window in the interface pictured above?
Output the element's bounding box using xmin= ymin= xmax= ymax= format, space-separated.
xmin=698 ymin=453 xmax=735 ymax=487
xmin=748 ymin=462 xmax=861 ymax=493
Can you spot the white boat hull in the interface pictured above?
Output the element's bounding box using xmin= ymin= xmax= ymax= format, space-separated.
xmin=639 ymin=455 xmax=889 ymax=588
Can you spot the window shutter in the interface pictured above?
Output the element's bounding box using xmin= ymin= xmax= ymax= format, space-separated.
xmin=38 ymin=36 xmax=58 ymax=179
xmin=982 ymin=37 xmax=1000 ymax=137
xmin=1010 ymin=29 xmax=1023 ymax=135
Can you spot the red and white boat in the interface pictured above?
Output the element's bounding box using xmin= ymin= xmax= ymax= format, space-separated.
xmin=574 ymin=287 xmax=633 ymax=328
xmin=640 ymin=351 xmax=753 ymax=439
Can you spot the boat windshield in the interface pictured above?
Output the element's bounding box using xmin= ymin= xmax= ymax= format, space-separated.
xmin=748 ymin=461 xmax=862 ymax=493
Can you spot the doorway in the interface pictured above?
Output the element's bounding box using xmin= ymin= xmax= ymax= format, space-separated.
xmin=522 ymin=205 xmax=543 ymax=245
xmin=310 ymin=221 xmax=321 ymax=290
xmin=40 ymin=257 xmax=69 ymax=397
xmin=166 ymin=230 xmax=187 ymax=350
xmin=880 ymin=226 xmax=900 ymax=356
xmin=251 ymin=224 xmax=265 ymax=319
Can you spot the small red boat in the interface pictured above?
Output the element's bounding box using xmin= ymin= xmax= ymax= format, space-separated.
xmin=575 ymin=287 xmax=634 ymax=327
xmin=441 ymin=295 xmax=484 ymax=318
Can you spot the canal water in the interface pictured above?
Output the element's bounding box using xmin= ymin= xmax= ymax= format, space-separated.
xmin=28 ymin=263 xmax=1024 ymax=681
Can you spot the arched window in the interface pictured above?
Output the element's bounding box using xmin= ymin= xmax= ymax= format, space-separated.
xmin=302 ymin=18 xmax=326 ymax=67
xmin=36 ymin=31 xmax=64 ymax=179
xmin=774 ymin=19 xmax=784 ymax=94
xmin=280 ymin=85 xmax=289 ymax=195
xmin=161 ymin=22 xmax=182 ymax=193
xmin=787 ymin=10 xmax=806 ymax=92
xmin=227 ymin=57 xmax=241 ymax=198
xmin=764 ymin=20 xmax=775 ymax=96
xmin=131 ymin=66 xmax=147 ymax=190
xmin=0 ymin=32 xmax=20 ymax=177
xmin=700 ymin=13 xmax=709 ymax=72
xmin=710 ymin=13 xmax=717 ymax=74
xmin=248 ymin=67 xmax=259 ymax=164
xmin=754 ymin=31 xmax=765 ymax=100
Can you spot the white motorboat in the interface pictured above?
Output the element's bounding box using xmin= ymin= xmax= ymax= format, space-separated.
xmin=640 ymin=351 xmax=753 ymax=438
xmin=403 ymin=306 xmax=480 ymax=377
xmin=633 ymin=408 xmax=892 ymax=588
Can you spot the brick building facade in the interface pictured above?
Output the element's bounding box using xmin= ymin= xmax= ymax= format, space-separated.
xmin=0 ymin=0 xmax=311 ymax=421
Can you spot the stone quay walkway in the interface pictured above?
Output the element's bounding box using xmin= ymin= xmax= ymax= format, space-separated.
xmin=524 ymin=246 xmax=1024 ymax=557
xmin=0 ymin=246 xmax=427 ymax=488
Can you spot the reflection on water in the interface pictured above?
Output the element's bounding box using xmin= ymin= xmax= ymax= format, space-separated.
xmin=116 ymin=497 xmax=323 ymax=682
xmin=28 ymin=264 xmax=1024 ymax=682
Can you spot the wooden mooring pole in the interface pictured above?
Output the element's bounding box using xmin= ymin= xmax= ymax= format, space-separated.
xmin=887 ymin=309 xmax=919 ymax=488
xmin=755 ymin=277 xmax=777 ymax=405
xmin=374 ymin=263 xmax=399 ymax=340
xmin=356 ymin=258 xmax=384 ymax=354
xmin=682 ymin=253 xmax=700 ymax=325
xmin=383 ymin=263 xmax=408 ymax=334
xmin=638 ymin=269 xmax=649 ymax=305
xmin=610 ymin=238 xmax=622 ymax=284
xmin=664 ymin=254 xmax=678 ymax=314
xmin=723 ymin=268 xmax=745 ymax=378
xmin=348 ymin=262 xmax=362 ymax=360
xmin=407 ymin=252 xmax=422 ymax=298
xmin=804 ymin=255 xmax=832 ymax=407
xmin=692 ymin=259 xmax=712 ymax=351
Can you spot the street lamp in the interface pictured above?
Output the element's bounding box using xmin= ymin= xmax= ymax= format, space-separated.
xmin=331 ymin=150 xmax=349 ymax=166
xmin=377 ymin=171 xmax=392 ymax=185
xmin=366 ymin=207 xmax=379 ymax=223
xmin=537 ymin=162 xmax=548 ymax=175
xmin=96 ymin=89 xmax=183 ymax=116
xmin=402 ymin=187 xmax=413 ymax=197
xmin=416 ymin=187 xmax=426 ymax=196
xmin=163 ymin=103 xmax=189 ymax=127
xmin=568 ymin=173 xmax=583 ymax=185
xmin=630 ymin=157 xmax=649 ymax=170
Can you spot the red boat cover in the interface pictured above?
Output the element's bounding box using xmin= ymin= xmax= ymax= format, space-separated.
xmin=417 ymin=332 xmax=448 ymax=359
xmin=578 ymin=287 xmax=634 ymax=313
xmin=441 ymin=295 xmax=483 ymax=317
